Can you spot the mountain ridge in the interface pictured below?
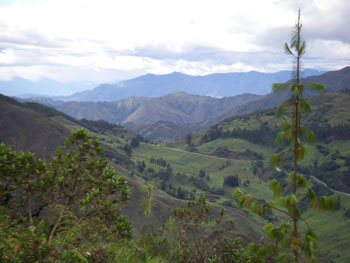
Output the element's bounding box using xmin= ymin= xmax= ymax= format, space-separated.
xmin=27 ymin=92 xmax=263 ymax=125
xmin=62 ymin=69 xmax=324 ymax=102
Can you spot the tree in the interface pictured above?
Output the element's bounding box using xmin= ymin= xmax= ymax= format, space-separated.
xmin=130 ymin=137 xmax=140 ymax=148
xmin=234 ymin=10 xmax=336 ymax=263
xmin=147 ymin=198 xmax=248 ymax=262
xmin=199 ymin=169 xmax=206 ymax=178
xmin=46 ymin=129 xmax=132 ymax=243
xmin=0 ymin=129 xmax=132 ymax=262
xmin=223 ymin=175 xmax=239 ymax=187
xmin=137 ymin=160 xmax=146 ymax=172
xmin=185 ymin=132 xmax=192 ymax=146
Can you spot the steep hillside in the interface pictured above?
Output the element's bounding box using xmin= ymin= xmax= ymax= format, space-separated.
xmin=0 ymin=94 xmax=263 ymax=238
xmin=0 ymin=94 xmax=72 ymax=160
xmin=0 ymin=94 xmax=174 ymax=235
xmin=205 ymin=66 xmax=350 ymax=126
xmin=125 ymin=121 xmax=197 ymax=143
xmin=162 ymin=92 xmax=350 ymax=262
xmin=304 ymin=66 xmax=350 ymax=92
xmin=2 ymin=92 xmax=350 ymax=261
xmin=170 ymin=92 xmax=350 ymax=193
xmin=64 ymin=69 xmax=323 ymax=102
xmin=28 ymin=92 xmax=262 ymax=124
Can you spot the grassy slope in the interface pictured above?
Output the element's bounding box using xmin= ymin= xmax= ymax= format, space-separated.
xmin=132 ymin=142 xmax=266 ymax=238
xmin=132 ymin=140 xmax=350 ymax=262
xmin=0 ymin=94 xmax=181 ymax=237
xmin=151 ymin=92 xmax=350 ymax=262
xmin=57 ymin=92 xmax=350 ymax=261
xmin=0 ymin=95 xmax=71 ymax=160
xmin=2 ymin=92 xmax=349 ymax=261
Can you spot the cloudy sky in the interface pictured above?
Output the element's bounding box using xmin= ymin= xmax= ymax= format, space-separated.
xmin=0 ymin=0 xmax=349 ymax=84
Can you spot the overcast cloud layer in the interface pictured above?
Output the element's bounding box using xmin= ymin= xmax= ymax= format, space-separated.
xmin=0 ymin=0 xmax=349 ymax=84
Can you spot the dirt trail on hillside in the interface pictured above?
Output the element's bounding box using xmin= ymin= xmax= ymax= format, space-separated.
xmin=309 ymin=176 xmax=350 ymax=197
xmin=164 ymin=146 xmax=350 ymax=197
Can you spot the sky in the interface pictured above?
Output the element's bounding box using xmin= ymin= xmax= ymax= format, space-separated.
xmin=0 ymin=0 xmax=349 ymax=85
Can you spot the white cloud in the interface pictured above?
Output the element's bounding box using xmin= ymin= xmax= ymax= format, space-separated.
xmin=0 ymin=0 xmax=348 ymax=85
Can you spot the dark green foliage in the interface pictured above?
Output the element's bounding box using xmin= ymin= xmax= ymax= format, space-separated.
xmin=176 ymin=187 xmax=187 ymax=199
xmin=123 ymin=144 xmax=132 ymax=156
xmin=185 ymin=132 xmax=193 ymax=146
xmin=219 ymin=160 xmax=231 ymax=170
xmin=141 ymin=197 xmax=250 ymax=263
xmin=130 ymin=137 xmax=140 ymax=148
xmin=189 ymin=176 xmax=211 ymax=191
xmin=198 ymin=169 xmax=206 ymax=178
xmin=150 ymin=157 xmax=167 ymax=167
xmin=223 ymin=175 xmax=239 ymax=187
xmin=214 ymin=146 xmax=232 ymax=157
xmin=201 ymin=125 xmax=223 ymax=143
xmin=202 ymin=123 xmax=277 ymax=146
xmin=80 ymin=118 xmax=122 ymax=132
xmin=0 ymin=129 xmax=132 ymax=262
xmin=137 ymin=160 xmax=146 ymax=172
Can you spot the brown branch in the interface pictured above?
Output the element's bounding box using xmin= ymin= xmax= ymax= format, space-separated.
xmin=48 ymin=208 xmax=65 ymax=244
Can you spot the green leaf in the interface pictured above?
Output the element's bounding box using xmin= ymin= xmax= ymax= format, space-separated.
xmin=288 ymin=194 xmax=298 ymax=206
xmin=307 ymin=131 xmax=316 ymax=144
xmin=270 ymin=153 xmax=283 ymax=168
xmin=276 ymin=131 xmax=286 ymax=146
xmin=272 ymin=83 xmax=289 ymax=93
xmin=257 ymin=246 xmax=268 ymax=257
xmin=276 ymin=196 xmax=287 ymax=208
xmin=307 ymin=82 xmax=326 ymax=92
xmin=293 ymin=85 xmax=299 ymax=96
xmin=269 ymin=179 xmax=283 ymax=197
xmin=232 ymin=188 xmax=243 ymax=201
xmin=299 ymin=40 xmax=306 ymax=56
xmin=300 ymin=98 xmax=312 ymax=114
xmin=307 ymin=188 xmax=316 ymax=200
xmin=281 ymin=119 xmax=291 ymax=131
xmin=284 ymin=42 xmax=294 ymax=56
xmin=319 ymin=196 xmax=337 ymax=210
xmin=295 ymin=142 xmax=306 ymax=161
xmin=296 ymin=175 xmax=307 ymax=188
xmin=263 ymin=223 xmax=275 ymax=239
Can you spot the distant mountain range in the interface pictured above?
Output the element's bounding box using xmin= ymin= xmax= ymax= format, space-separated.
xmin=0 ymin=69 xmax=324 ymax=101
xmin=0 ymin=77 xmax=97 ymax=97
xmin=25 ymin=67 xmax=349 ymax=142
xmin=62 ymin=69 xmax=324 ymax=102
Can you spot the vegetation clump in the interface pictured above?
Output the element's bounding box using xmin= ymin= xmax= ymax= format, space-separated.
xmin=0 ymin=129 xmax=132 ymax=262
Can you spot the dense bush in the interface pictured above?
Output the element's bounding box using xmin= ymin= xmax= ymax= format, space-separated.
xmin=0 ymin=129 xmax=132 ymax=262
xmin=223 ymin=175 xmax=239 ymax=187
